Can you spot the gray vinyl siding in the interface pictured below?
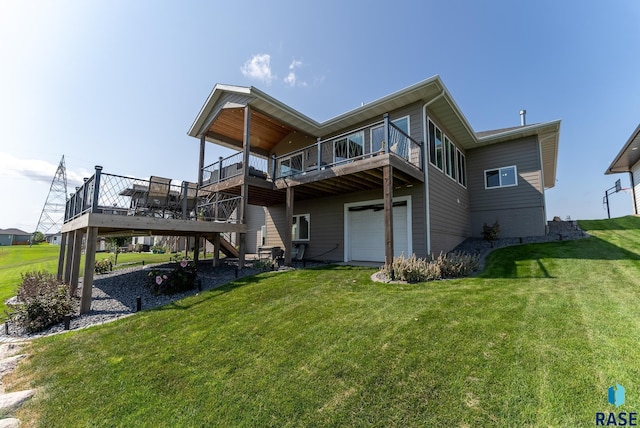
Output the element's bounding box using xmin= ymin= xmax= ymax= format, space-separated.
xmin=265 ymin=185 xmax=426 ymax=261
xmin=245 ymin=204 xmax=265 ymax=253
xmin=632 ymin=159 xmax=640 ymax=215
xmin=425 ymin=114 xmax=471 ymax=255
xmin=467 ymin=136 xmax=546 ymax=237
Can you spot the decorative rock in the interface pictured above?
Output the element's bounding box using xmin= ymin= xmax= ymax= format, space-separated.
xmin=0 ymin=418 xmax=21 ymax=428
xmin=0 ymin=390 xmax=35 ymax=412
xmin=0 ymin=356 xmax=25 ymax=378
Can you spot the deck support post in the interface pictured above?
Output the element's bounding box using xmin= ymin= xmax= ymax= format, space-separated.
xmin=69 ymin=229 xmax=84 ymax=297
xmin=57 ymin=232 xmax=68 ymax=282
xmin=212 ymin=232 xmax=221 ymax=267
xmin=284 ymin=186 xmax=294 ymax=266
xmin=193 ymin=234 xmax=200 ymax=264
xmin=383 ymin=165 xmax=394 ymax=265
xmin=198 ymin=135 xmax=206 ymax=186
xmin=80 ymin=226 xmax=98 ymax=314
xmin=238 ymin=105 xmax=251 ymax=268
xmin=63 ymin=230 xmax=75 ymax=283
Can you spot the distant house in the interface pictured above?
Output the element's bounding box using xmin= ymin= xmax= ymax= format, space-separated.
xmin=47 ymin=233 xmax=63 ymax=245
xmin=606 ymin=123 xmax=640 ymax=214
xmin=0 ymin=228 xmax=31 ymax=246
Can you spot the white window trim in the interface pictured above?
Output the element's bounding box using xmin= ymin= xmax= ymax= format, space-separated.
xmin=444 ymin=136 xmax=457 ymax=182
xmin=292 ymin=213 xmax=310 ymax=241
xmin=343 ymin=196 xmax=412 ymax=263
xmin=369 ymin=115 xmax=410 ymax=154
xmin=428 ymin=119 xmax=444 ymax=172
xmin=484 ymin=165 xmax=518 ymax=189
xmin=333 ymin=130 xmax=365 ymax=164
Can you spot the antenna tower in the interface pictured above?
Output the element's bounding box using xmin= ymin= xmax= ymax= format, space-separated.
xmin=35 ymin=155 xmax=68 ymax=235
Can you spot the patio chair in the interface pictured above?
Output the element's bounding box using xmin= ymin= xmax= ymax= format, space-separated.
xmin=143 ymin=176 xmax=172 ymax=217
xmin=172 ymin=181 xmax=198 ymax=219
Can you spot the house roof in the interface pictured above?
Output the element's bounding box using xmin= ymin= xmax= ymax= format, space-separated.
xmin=0 ymin=228 xmax=30 ymax=236
xmin=188 ymin=76 xmax=560 ymax=188
xmin=605 ymin=123 xmax=640 ymax=174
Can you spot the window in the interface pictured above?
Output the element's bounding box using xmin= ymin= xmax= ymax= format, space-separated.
xmin=485 ymin=166 xmax=517 ymax=189
xmin=428 ymin=120 xmax=443 ymax=170
xmin=456 ymin=149 xmax=466 ymax=187
xmin=292 ymin=214 xmax=310 ymax=241
xmin=370 ymin=116 xmax=409 ymax=153
xmin=445 ymin=137 xmax=456 ymax=180
xmin=334 ymin=131 xmax=364 ymax=164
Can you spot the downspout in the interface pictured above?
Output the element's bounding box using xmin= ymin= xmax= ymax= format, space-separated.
xmin=422 ymin=89 xmax=445 ymax=255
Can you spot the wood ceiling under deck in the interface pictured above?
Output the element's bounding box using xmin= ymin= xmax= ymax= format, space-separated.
xmin=206 ymin=108 xmax=296 ymax=153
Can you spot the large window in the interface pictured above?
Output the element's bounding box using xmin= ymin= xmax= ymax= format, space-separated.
xmin=428 ymin=121 xmax=444 ymax=170
xmin=445 ymin=137 xmax=456 ymax=180
xmin=485 ymin=166 xmax=517 ymax=189
xmin=279 ymin=153 xmax=303 ymax=177
xmin=334 ymin=131 xmax=364 ymax=164
xmin=456 ymin=149 xmax=466 ymax=187
xmin=370 ymin=116 xmax=409 ymax=153
xmin=292 ymin=214 xmax=310 ymax=241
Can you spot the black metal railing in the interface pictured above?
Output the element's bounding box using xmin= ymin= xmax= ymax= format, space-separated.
xmin=64 ymin=167 xmax=242 ymax=224
xmin=201 ymin=152 xmax=270 ymax=186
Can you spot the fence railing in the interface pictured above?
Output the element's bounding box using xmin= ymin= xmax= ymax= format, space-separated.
xmin=273 ymin=115 xmax=422 ymax=179
xmin=64 ymin=167 xmax=242 ymax=224
xmin=202 ymin=153 xmax=270 ymax=185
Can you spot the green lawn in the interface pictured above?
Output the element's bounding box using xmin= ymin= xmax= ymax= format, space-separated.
xmin=0 ymin=244 xmax=177 ymax=318
xmin=9 ymin=216 xmax=640 ymax=427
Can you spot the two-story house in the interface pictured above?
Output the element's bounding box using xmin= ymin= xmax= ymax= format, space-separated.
xmin=189 ymin=75 xmax=560 ymax=264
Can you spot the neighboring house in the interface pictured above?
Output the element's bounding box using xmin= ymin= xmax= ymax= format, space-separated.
xmin=47 ymin=233 xmax=62 ymax=245
xmin=188 ymin=75 xmax=561 ymax=263
xmin=0 ymin=228 xmax=32 ymax=246
xmin=605 ymin=123 xmax=640 ymax=214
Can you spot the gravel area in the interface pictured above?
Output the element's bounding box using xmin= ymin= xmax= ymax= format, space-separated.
xmin=1 ymin=261 xmax=271 ymax=340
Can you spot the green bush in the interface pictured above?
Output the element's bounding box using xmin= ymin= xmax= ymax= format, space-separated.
xmin=482 ymin=220 xmax=500 ymax=242
xmin=147 ymin=259 xmax=197 ymax=295
xmin=9 ymin=270 xmax=74 ymax=333
xmin=381 ymin=252 xmax=478 ymax=283
xmin=94 ymin=258 xmax=113 ymax=274
xmin=253 ymin=259 xmax=277 ymax=271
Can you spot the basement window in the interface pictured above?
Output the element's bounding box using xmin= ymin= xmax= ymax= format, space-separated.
xmin=485 ymin=166 xmax=517 ymax=189
xmin=292 ymin=214 xmax=310 ymax=241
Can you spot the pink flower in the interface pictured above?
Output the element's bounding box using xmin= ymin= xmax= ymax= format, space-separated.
xmin=180 ymin=259 xmax=188 ymax=268
xmin=163 ymin=275 xmax=168 ymax=280
xmin=155 ymin=276 xmax=163 ymax=285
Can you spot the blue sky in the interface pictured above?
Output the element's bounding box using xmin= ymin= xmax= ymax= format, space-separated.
xmin=1 ymin=0 xmax=639 ymax=231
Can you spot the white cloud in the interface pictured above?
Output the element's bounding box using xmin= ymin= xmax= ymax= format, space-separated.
xmin=0 ymin=152 xmax=91 ymax=189
xmin=284 ymin=59 xmax=306 ymax=87
xmin=241 ymin=54 xmax=275 ymax=84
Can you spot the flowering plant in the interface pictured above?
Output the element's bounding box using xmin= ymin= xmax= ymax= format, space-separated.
xmin=147 ymin=259 xmax=197 ymax=295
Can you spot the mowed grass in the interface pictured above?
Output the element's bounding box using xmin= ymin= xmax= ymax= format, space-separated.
xmin=8 ymin=216 xmax=640 ymax=427
xmin=0 ymin=245 xmax=176 ymax=318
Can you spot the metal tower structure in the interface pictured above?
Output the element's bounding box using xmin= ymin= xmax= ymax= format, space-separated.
xmin=35 ymin=155 xmax=68 ymax=236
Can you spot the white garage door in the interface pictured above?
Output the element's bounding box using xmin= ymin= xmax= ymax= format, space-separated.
xmin=348 ymin=202 xmax=409 ymax=262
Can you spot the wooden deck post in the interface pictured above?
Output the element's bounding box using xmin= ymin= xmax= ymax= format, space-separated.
xmin=56 ymin=232 xmax=68 ymax=282
xmin=212 ymin=232 xmax=221 ymax=267
xmin=238 ymin=105 xmax=251 ymax=268
xmin=198 ymin=135 xmax=206 ymax=187
xmin=69 ymin=229 xmax=84 ymax=297
xmin=383 ymin=165 xmax=394 ymax=265
xmin=284 ymin=186 xmax=294 ymax=266
xmin=63 ymin=231 xmax=74 ymax=283
xmin=193 ymin=234 xmax=200 ymax=264
xmin=80 ymin=227 xmax=97 ymax=314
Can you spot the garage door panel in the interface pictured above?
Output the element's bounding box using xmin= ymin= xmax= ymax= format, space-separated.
xmin=349 ymin=205 xmax=408 ymax=262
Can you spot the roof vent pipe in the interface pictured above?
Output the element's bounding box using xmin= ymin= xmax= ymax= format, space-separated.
xmin=520 ymin=109 xmax=527 ymax=126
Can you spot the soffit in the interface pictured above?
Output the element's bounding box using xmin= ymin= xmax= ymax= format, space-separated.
xmin=606 ymin=123 xmax=640 ymax=174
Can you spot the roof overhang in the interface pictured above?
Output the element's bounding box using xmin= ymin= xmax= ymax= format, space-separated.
xmin=476 ymin=120 xmax=561 ymax=189
xmin=606 ymin=123 xmax=640 ymax=174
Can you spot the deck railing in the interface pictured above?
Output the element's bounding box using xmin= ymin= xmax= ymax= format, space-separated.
xmin=64 ymin=167 xmax=242 ymax=224
xmin=273 ymin=115 xmax=422 ymax=179
xmin=202 ymin=153 xmax=270 ymax=186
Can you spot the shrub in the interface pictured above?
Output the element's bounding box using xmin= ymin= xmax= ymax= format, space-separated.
xmin=380 ymin=252 xmax=479 ymax=283
xmin=482 ymin=220 xmax=500 ymax=242
xmin=9 ymin=270 xmax=74 ymax=333
xmin=253 ymin=258 xmax=277 ymax=271
xmin=147 ymin=259 xmax=197 ymax=295
xmin=94 ymin=258 xmax=113 ymax=274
